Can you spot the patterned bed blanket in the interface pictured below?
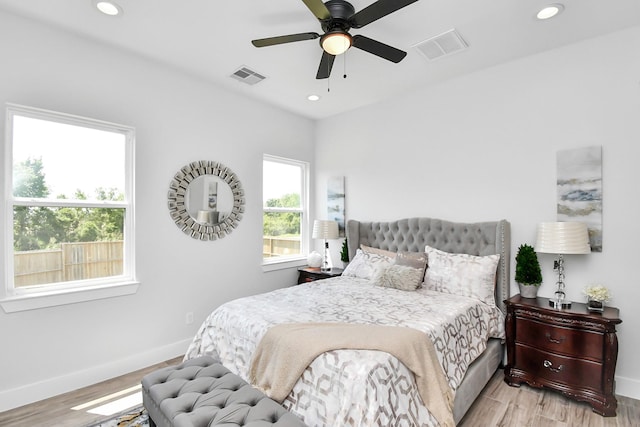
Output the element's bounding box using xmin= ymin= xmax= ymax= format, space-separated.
xmin=184 ymin=276 xmax=505 ymax=427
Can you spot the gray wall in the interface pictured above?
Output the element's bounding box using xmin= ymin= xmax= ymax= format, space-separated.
xmin=315 ymin=25 xmax=640 ymax=399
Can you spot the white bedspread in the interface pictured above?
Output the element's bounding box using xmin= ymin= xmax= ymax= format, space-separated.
xmin=184 ymin=276 xmax=505 ymax=427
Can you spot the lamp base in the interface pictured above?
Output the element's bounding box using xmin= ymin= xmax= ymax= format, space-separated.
xmin=549 ymin=299 xmax=572 ymax=309
xmin=549 ymin=287 xmax=571 ymax=310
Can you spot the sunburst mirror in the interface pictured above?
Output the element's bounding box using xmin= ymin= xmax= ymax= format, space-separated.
xmin=168 ymin=160 xmax=244 ymax=240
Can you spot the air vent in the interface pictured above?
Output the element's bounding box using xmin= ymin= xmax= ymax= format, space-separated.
xmin=230 ymin=66 xmax=266 ymax=85
xmin=413 ymin=29 xmax=468 ymax=61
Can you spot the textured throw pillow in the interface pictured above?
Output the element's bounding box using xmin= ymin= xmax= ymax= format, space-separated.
xmin=395 ymin=251 xmax=428 ymax=283
xmin=342 ymin=248 xmax=393 ymax=280
xmin=360 ymin=244 xmax=397 ymax=259
xmin=371 ymin=264 xmax=424 ymax=291
xmin=423 ymin=245 xmax=500 ymax=307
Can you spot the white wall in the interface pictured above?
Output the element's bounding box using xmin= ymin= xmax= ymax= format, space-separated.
xmin=2 ymin=6 xmax=639 ymax=412
xmin=0 ymin=10 xmax=314 ymax=411
xmin=315 ymin=26 xmax=640 ymax=399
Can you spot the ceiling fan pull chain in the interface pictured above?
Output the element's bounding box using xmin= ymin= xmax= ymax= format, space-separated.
xmin=344 ymin=52 xmax=347 ymax=79
xmin=327 ymin=57 xmax=332 ymax=92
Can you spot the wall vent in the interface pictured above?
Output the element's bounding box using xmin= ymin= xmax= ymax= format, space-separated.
xmin=413 ymin=29 xmax=468 ymax=61
xmin=230 ymin=66 xmax=266 ymax=85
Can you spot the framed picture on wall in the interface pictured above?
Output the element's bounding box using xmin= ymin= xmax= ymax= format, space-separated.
xmin=557 ymin=146 xmax=602 ymax=252
xmin=328 ymin=176 xmax=345 ymax=237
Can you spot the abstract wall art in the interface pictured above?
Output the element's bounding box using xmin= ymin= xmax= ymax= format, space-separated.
xmin=557 ymin=146 xmax=602 ymax=252
xmin=327 ymin=176 xmax=346 ymax=237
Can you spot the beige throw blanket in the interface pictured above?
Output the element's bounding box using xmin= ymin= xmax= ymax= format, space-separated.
xmin=249 ymin=323 xmax=455 ymax=427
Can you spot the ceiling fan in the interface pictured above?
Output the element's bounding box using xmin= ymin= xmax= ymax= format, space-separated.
xmin=251 ymin=0 xmax=419 ymax=79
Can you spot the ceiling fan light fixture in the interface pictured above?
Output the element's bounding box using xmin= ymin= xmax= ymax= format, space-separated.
xmin=321 ymin=31 xmax=352 ymax=55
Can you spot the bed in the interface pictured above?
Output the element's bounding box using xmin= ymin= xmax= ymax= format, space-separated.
xmin=185 ymin=217 xmax=511 ymax=426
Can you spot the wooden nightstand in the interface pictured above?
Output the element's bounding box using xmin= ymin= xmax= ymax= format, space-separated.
xmin=504 ymin=294 xmax=622 ymax=416
xmin=297 ymin=267 xmax=343 ymax=284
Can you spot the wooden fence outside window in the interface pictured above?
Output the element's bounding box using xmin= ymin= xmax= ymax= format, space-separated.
xmin=14 ymin=241 xmax=124 ymax=288
xmin=263 ymin=236 xmax=301 ymax=258
xmin=15 ymin=237 xmax=300 ymax=287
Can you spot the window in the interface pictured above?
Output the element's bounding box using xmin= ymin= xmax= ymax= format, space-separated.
xmin=2 ymin=104 xmax=135 ymax=310
xmin=263 ymin=155 xmax=308 ymax=265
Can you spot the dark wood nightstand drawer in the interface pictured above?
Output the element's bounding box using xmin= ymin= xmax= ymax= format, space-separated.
xmin=297 ymin=267 xmax=343 ymax=284
xmin=505 ymin=295 xmax=622 ymax=417
xmin=515 ymin=317 xmax=604 ymax=361
xmin=515 ymin=343 xmax=603 ymax=391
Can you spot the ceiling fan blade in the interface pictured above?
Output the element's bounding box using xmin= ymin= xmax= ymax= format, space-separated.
xmin=252 ymin=32 xmax=320 ymax=47
xmin=301 ymin=0 xmax=332 ymax=20
xmin=352 ymin=35 xmax=407 ymax=63
xmin=351 ymin=0 xmax=419 ymax=28
xmin=316 ymin=51 xmax=336 ymax=79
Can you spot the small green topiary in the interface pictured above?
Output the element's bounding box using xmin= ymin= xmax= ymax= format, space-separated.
xmin=515 ymin=243 xmax=542 ymax=286
xmin=340 ymin=238 xmax=349 ymax=263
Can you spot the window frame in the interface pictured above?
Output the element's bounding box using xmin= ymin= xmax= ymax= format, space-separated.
xmin=1 ymin=104 xmax=137 ymax=312
xmin=262 ymin=154 xmax=309 ymax=269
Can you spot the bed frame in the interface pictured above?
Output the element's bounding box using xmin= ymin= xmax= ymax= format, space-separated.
xmin=346 ymin=217 xmax=511 ymax=423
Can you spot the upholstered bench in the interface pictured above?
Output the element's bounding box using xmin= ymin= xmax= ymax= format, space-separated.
xmin=141 ymin=356 xmax=306 ymax=427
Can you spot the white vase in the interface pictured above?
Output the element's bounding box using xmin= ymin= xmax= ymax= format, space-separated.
xmin=518 ymin=283 xmax=539 ymax=298
xmin=307 ymin=251 xmax=323 ymax=268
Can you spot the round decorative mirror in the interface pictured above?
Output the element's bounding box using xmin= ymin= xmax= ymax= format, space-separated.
xmin=168 ymin=160 xmax=244 ymax=240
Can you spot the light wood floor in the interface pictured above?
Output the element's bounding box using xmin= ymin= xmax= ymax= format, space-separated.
xmin=0 ymin=356 xmax=183 ymax=427
xmin=459 ymin=372 xmax=639 ymax=426
xmin=1 ymin=360 xmax=637 ymax=426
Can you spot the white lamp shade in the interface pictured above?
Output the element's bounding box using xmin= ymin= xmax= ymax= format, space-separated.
xmin=535 ymin=222 xmax=591 ymax=254
xmin=312 ymin=220 xmax=339 ymax=239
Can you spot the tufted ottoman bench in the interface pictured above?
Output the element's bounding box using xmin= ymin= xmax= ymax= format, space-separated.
xmin=141 ymin=356 xmax=306 ymax=427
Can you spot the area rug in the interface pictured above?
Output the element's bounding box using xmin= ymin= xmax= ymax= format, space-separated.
xmin=85 ymin=405 xmax=148 ymax=427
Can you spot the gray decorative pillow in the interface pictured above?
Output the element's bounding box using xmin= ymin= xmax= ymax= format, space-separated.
xmin=360 ymin=244 xmax=397 ymax=259
xmin=371 ymin=264 xmax=424 ymax=291
xmin=424 ymin=245 xmax=500 ymax=307
xmin=394 ymin=251 xmax=428 ymax=284
xmin=342 ymin=248 xmax=393 ymax=280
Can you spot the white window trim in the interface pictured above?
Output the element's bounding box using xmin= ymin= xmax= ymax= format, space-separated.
xmin=1 ymin=103 xmax=138 ymax=313
xmin=261 ymin=257 xmax=307 ymax=272
xmin=262 ymin=154 xmax=309 ymax=270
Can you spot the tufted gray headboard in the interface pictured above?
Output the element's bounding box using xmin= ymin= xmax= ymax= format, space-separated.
xmin=346 ymin=217 xmax=511 ymax=314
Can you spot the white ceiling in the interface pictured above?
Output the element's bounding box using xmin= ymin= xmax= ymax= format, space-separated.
xmin=1 ymin=0 xmax=639 ymax=120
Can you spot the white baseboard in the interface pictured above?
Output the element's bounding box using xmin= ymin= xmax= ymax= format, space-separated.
xmin=0 ymin=338 xmax=192 ymax=413
xmin=616 ymin=375 xmax=640 ymax=400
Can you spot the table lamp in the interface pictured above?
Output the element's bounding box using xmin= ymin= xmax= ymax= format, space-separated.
xmin=312 ymin=220 xmax=339 ymax=271
xmin=535 ymin=221 xmax=591 ymax=309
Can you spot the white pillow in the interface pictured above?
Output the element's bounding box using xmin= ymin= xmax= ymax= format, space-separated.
xmin=342 ymin=248 xmax=393 ymax=280
xmin=371 ymin=264 xmax=424 ymax=291
xmin=424 ymin=245 xmax=500 ymax=307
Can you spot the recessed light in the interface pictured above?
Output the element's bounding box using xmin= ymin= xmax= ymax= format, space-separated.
xmin=95 ymin=1 xmax=122 ymax=16
xmin=307 ymin=95 xmax=320 ymax=101
xmin=536 ymin=4 xmax=564 ymax=20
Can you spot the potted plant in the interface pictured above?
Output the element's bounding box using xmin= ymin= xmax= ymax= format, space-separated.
xmin=340 ymin=238 xmax=349 ymax=268
xmin=515 ymin=243 xmax=542 ymax=298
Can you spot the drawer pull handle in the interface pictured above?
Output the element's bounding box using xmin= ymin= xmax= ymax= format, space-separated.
xmin=543 ymin=359 xmax=564 ymax=373
xmin=545 ymin=332 xmax=565 ymax=344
